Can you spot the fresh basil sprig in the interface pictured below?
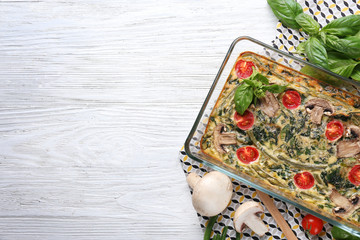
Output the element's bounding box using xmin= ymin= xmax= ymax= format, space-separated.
xmin=234 ymin=68 xmax=287 ymax=115
xmin=267 ymin=0 xmax=360 ymax=81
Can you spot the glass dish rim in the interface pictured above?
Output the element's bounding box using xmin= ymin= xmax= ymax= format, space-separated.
xmin=184 ymin=36 xmax=360 ymax=236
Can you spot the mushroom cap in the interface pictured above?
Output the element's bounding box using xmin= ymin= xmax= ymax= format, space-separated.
xmin=191 ymin=171 xmax=233 ymax=216
xmin=346 ymin=125 xmax=360 ymax=139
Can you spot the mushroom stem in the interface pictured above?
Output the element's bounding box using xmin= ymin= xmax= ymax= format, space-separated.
xmin=186 ymin=172 xmax=201 ymax=189
xmin=310 ymin=106 xmax=324 ymax=125
xmin=259 ymin=91 xmax=280 ymax=117
xmin=245 ymin=214 xmax=268 ymax=236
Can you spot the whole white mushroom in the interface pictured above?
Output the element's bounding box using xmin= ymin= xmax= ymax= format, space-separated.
xmin=186 ymin=171 xmax=233 ymax=216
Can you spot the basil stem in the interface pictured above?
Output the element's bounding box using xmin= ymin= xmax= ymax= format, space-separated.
xmin=220 ymin=226 xmax=228 ymax=240
xmin=203 ymin=216 xmax=217 ymax=240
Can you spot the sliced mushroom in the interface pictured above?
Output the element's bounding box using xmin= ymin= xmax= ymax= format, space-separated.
xmin=337 ymin=140 xmax=360 ymax=158
xmin=329 ymin=189 xmax=360 ymax=218
xmin=337 ymin=126 xmax=360 ymax=158
xmin=259 ymin=91 xmax=280 ymax=118
xmin=213 ymin=123 xmax=236 ymax=154
xmin=305 ymin=98 xmax=334 ymax=124
xmin=233 ymin=201 xmax=268 ymax=236
xmin=346 ymin=125 xmax=360 ymax=139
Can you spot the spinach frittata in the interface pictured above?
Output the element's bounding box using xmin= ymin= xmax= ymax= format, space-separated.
xmin=201 ymin=52 xmax=360 ymax=227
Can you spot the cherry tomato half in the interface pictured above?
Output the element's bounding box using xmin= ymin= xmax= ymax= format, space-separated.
xmin=301 ymin=214 xmax=324 ymax=235
xmin=236 ymin=146 xmax=259 ymax=164
xmin=349 ymin=165 xmax=360 ymax=186
xmin=234 ymin=110 xmax=255 ymax=130
xmin=294 ymin=172 xmax=315 ymax=189
xmin=325 ymin=120 xmax=344 ymax=141
xmin=235 ymin=60 xmax=255 ymax=79
xmin=282 ymin=90 xmax=301 ymax=109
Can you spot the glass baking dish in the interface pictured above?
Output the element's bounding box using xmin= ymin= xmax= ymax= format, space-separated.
xmin=184 ymin=36 xmax=360 ymax=236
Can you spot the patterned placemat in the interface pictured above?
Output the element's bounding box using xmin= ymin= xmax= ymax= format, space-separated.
xmin=179 ymin=148 xmax=334 ymax=240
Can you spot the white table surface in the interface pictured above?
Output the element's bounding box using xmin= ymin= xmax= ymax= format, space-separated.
xmin=0 ymin=1 xmax=278 ymax=239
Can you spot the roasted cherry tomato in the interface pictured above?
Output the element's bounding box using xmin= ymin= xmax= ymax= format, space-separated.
xmin=302 ymin=214 xmax=324 ymax=235
xmin=234 ymin=110 xmax=255 ymax=130
xmin=282 ymin=90 xmax=301 ymax=109
xmin=236 ymin=146 xmax=259 ymax=164
xmin=235 ymin=60 xmax=255 ymax=79
xmin=294 ymin=172 xmax=315 ymax=189
xmin=349 ymin=165 xmax=360 ymax=186
xmin=325 ymin=120 xmax=344 ymax=141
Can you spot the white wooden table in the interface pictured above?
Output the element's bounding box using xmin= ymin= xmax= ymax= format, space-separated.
xmin=0 ymin=1 xmax=277 ymax=239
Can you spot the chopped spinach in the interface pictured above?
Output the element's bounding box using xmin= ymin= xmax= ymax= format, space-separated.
xmin=288 ymin=181 xmax=295 ymax=190
xmin=322 ymin=167 xmax=354 ymax=190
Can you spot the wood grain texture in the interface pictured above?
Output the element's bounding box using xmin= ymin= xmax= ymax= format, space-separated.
xmin=0 ymin=0 xmax=278 ymax=239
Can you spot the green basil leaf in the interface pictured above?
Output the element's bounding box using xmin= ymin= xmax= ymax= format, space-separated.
xmin=234 ymin=84 xmax=253 ymax=115
xmin=267 ymin=0 xmax=303 ymax=29
xmin=338 ymin=36 xmax=360 ymax=59
xmin=322 ymin=15 xmax=360 ymax=37
xmin=295 ymin=13 xmax=320 ymax=35
xmin=351 ymin=65 xmax=360 ymax=81
xmin=254 ymin=73 xmax=270 ymax=84
xmin=265 ymin=84 xmax=288 ymax=93
xmin=323 ymin=34 xmax=344 ymax=50
xmin=325 ymin=35 xmax=360 ymax=59
xmin=243 ymin=79 xmax=256 ymax=87
xmin=305 ymin=37 xmax=329 ymax=69
xmin=295 ymin=40 xmax=307 ymax=54
xmin=253 ymin=80 xmax=263 ymax=88
xmin=328 ymin=52 xmax=360 ymax=78
xmin=319 ymin=31 xmax=327 ymax=43
xmin=355 ymin=30 xmax=360 ymax=38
